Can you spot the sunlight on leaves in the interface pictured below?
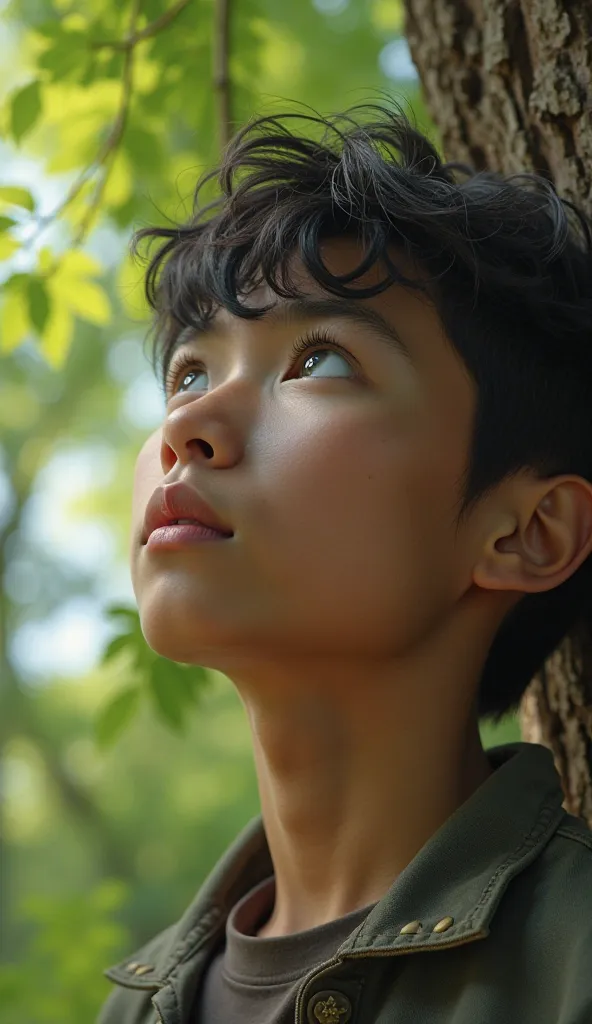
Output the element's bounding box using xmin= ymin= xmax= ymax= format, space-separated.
xmin=370 ymin=0 xmax=404 ymax=33
xmin=117 ymin=248 xmax=151 ymax=319
xmin=0 ymin=283 xmax=30 ymax=353
xmin=45 ymin=249 xmax=111 ymax=350
xmin=0 ymin=234 xmax=19 ymax=262
xmin=102 ymin=148 xmax=133 ymax=208
xmin=40 ymin=296 xmax=74 ymax=369
xmin=0 ymin=185 xmax=35 ymax=212
xmin=61 ymin=278 xmax=112 ymax=325
xmin=249 ymin=18 xmax=305 ymax=88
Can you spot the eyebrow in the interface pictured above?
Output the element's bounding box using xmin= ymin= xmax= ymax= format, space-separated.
xmin=164 ymin=295 xmax=414 ymax=384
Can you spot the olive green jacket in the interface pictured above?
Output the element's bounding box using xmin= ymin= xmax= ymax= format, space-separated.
xmin=97 ymin=741 xmax=592 ymax=1024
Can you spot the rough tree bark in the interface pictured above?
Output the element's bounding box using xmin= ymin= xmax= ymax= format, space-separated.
xmin=403 ymin=0 xmax=592 ymax=823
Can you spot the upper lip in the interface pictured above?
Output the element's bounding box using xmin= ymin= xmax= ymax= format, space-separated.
xmin=142 ymin=482 xmax=234 ymax=543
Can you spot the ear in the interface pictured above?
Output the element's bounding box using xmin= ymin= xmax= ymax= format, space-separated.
xmin=473 ymin=476 xmax=592 ymax=595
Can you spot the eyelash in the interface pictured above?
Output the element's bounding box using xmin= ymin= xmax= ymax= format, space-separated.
xmin=163 ymin=327 xmax=357 ymax=398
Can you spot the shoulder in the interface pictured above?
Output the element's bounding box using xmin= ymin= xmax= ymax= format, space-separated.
xmin=539 ymin=809 xmax=592 ymax=889
xmin=508 ymin=809 xmax=592 ymax=944
xmin=554 ymin=811 xmax=592 ymax=856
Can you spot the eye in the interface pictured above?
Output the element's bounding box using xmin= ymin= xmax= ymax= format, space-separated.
xmin=163 ymin=327 xmax=357 ymax=398
xmin=164 ymin=353 xmax=208 ymax=398
xmin=290 ymin=329 xmax=355 ymax=380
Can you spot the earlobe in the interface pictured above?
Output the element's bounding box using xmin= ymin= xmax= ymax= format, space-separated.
xmin=473 ymin=476 xmax=592 ymax=596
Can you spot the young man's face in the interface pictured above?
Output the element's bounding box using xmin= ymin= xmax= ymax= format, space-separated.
xmin=130 ymin=238 xmax=479 ymax=671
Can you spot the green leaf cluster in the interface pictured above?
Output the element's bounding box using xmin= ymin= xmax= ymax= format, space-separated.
xmin=0 ymin=880 xmax=130 ymax=1024
xmin=0 ymin=0 xmax=417 ymax=369
xmin=96 ymin=604 xmax=210 ymax=746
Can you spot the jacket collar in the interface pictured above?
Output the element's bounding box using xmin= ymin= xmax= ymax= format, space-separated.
xmin=104 ymin=741 xmax=566 ymax=990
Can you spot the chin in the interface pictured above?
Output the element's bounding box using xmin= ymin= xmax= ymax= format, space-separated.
xmin=137 ymin=603 xmax=238 ymax=669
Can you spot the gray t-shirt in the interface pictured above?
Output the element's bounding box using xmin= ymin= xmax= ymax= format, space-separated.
xmin=193 ymin=875 xmax=377 ymax=1024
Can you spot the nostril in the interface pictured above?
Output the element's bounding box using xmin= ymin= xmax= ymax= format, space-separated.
xmin=195 ymin=439 xmax=214 ymax=458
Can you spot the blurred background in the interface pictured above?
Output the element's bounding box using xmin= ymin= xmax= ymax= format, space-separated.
xmin=0 ymin=0 xmax=520 ymax=1020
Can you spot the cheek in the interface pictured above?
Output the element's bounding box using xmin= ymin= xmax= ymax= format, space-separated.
xmin=130 ymin=429 xmax=163 ymax=544
xmin=251 ymin=411 xmax=458 ymax=651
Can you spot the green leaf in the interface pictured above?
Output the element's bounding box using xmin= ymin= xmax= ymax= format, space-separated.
xmin=148 ymin=660 xmax=189 ymax=733
xmin=0 ymin=217 xmax=16 ymax=232
xmin=27 ymin=277 xmax=50 ymax=334
xmin=10 ymin=80 xmax=42 ymax=142
xmin=35 ymin=19 xmax=68 ymax=41
xmin=124 ymin=126 xmax=163 ymax=173
xmin=64 ymin=279 xmax=111 ymax=326
xmin=94 ymin=686 xmax=142 ymax=749
xmin=101 ymin=633 xmax=132 ymax=664
xmin=178 ymin=664 xmax=210 ymax=702
xmin=0 ymin=236 xmax=19 ymax=261
xmin=38 ymin=33 xmax=87 ymax=82
xmin=0 ymin=186 xmax=35 ymax=212
xmin=104 ymin=604 xmax=140 ymax=625
xmin=3 ymin=272 xmax=29 ymax=291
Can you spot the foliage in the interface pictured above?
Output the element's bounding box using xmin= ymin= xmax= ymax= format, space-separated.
xmin=0 ymin=879 xmax=131 ymax=1023
xmin=0 ymin=4 xmax=509 ymax=1024
xmin=96 ymin=604 xmax=210 ymax=746
xmin=0 ymin=0 xmax=427 ymax=746
xmin=0 ymin=0 xmax=417 ymax=369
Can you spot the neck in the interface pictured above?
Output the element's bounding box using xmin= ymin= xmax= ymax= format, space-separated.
xmin=223 ymin=593 xmax=503 ymax=937
xmin=229 ymin=602 xmax=498 ymax=938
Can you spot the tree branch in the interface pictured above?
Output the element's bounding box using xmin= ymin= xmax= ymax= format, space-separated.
xmin=13 ymin=685 xmax=137 ymax=881
xmin=71 ymin=0 xmax=141 ymax=247
xmin=29 ymin=0 xmax=142 ymax=249
xmin=91 ymin=0 xmax=192 ymax=51
xmin=213 ymin=0 xmax=231 ymax=153
xmin=0 ymin=508 xmax=135 ymax=952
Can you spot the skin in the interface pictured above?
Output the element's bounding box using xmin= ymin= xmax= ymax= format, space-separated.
xmin=130 ymin=238 xmax=592 ymax=937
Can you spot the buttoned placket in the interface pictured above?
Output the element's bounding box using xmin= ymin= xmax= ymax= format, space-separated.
xmin=292 ymin=915 xmax=489 ymax=1024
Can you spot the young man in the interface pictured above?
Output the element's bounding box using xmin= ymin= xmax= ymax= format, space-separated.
xmin=98 ymin=102 xmax=592 ymax=1023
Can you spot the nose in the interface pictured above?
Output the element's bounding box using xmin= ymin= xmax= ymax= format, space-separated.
xmin=159 ymin=387 xmax=247 ymax=473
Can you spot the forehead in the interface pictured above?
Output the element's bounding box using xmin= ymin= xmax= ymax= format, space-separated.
xmin=168 ymin=236 xmax=442 ymax=373
xmin=235 ymin=236 xmax=427 ymax=316
xmin=169 ymin=235 xmax=473 ymax=418
xmin=223 ymin=237 xmax=458 ymax=375
xmin=144 ymin=238 xmax=475 ymax=470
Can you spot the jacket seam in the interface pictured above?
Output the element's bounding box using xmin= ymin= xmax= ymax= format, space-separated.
xmin=164 ymin=906 xmax=222 ymax=970
xmin=351 ymin=790 xmax=561 ymax=951
xmin=555 ymin=823 xmax=592 ymax=853
xmin=465 ymin=793 xmax=561 ymax=925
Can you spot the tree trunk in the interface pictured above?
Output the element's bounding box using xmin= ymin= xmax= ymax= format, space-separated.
xmin=403 ymin=0 xmax=592 ymax=821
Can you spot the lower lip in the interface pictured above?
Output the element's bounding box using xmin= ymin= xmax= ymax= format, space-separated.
xmin=145 ymin=524 xmax=232 ymax=550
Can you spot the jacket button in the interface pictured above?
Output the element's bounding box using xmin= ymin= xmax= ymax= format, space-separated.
xmin=399 ymin=920 xmax=422 ymax=935
xmin=307 ymin=990 xmax=352 ymax=1024
xmin=433 ymin=916 xmax=454 ymax=933
xmin=134 ymin=964 xmax=155 ymax=975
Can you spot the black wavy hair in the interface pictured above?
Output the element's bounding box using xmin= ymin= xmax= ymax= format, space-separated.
xmin=132 ymin=99 xmax=592 ymax=724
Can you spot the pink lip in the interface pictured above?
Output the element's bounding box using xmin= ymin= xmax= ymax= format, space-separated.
xmin=145 ymin=522 xmax=231 ymax=551
xmin=142 ymin=481 xmax=234 ymax=544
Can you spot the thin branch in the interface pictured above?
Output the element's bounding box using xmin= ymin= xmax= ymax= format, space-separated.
xmin=91 ymin=0 xmax=191 ymax=51
xmin=213 ymin=0 xmax=231 ymax=153
xmin=28 ymin=0 xmax=142 ymax=249
xmin=71 ymin=0 xmax=141 ymax=247
xmin=0 ymin=500 xmax=135 ymax=948
xmin=13 ymin=686 xmax=136 ymax=881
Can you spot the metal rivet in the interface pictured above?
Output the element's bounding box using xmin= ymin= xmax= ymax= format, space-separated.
xmin=125 ymin=961 xmax=140 ymax=972
xmin=399 ymin=920 xmax=422 ymax=935
xmin=433 ymin=916 xmax=454 ymax=933
xmin=134 ymin=964 xmax=155 ymax=975
xmin=307 ymin=990 xmax=352 ymax=1024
